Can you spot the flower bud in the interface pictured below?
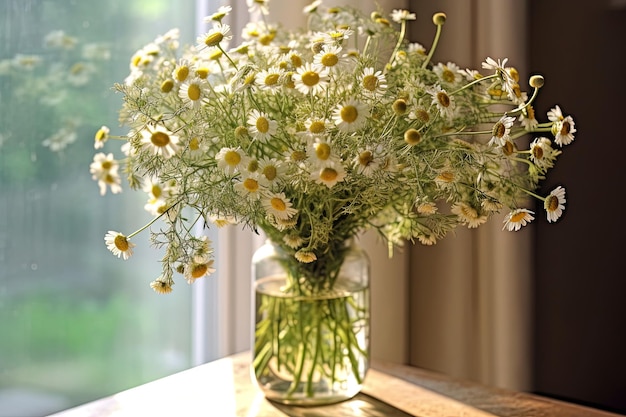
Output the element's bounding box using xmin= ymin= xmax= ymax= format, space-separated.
xmin=529 ymin=75 xmax=544 ymax=88
xmin=432 ymin=12 xmax=446 ymax=25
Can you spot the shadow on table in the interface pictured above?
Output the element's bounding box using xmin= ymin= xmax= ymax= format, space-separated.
xmin=267 ymin=393 xmax=416 ymax=417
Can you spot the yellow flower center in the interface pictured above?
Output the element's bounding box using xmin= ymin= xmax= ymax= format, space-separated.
xmin=264 ymin=73 xmax=279 ymax=86
xmin=175 ymin=66 xmax=189 ymax=82
xmin=492 ymin=122 xmax=506 ymax=138
xmin=301 ymin=71 xmax=320 ymax=87
xmin=243 ymin=178 xmax=259 ymax=192
xmin=224 ymin=150 xmax=241 ymax=166
xmin=196 ymin=67 xmax=209 ymax=79
xmin=392 ymin=99 xmax=407 ymax=115
xmin=320 ymin=167 xmax=338 ymax=182
xmin=442 ymin=69 xmax=455 ymax=83
xmin=187 ymin=83 xmax=201 ymax=101
xmin=340 ymin=105 xmax=358 ymax=123
xmin=151 ymin=185 xmax=162 ymax=198
xmin=545 ymin=195 xmax=559 ymax=212
xmin=532 ymin=145 xmax=544 ymax=160
xmin=259 ymin=33 xmax=274 ymax=46
xmin=151 ymin=131 xmax=171 ymax=147
xmin=315 ymin=143 xmax=331 ymax=160
xmin=256 ymin=116 xmax=270 ymax=133
xmin=290 ymin=54 xmax=303 ymax=67
xmin=209 ymin=49 xmax=223 ymax=60
xmin=291 ymin=150 xmax=306 ymax=161
xmin=262 ymin=165 xmax=277 ymax=181
xmin=247 ymin=159 xmax=259 ymax=172
xmin=270 ymin=197 xmax=287 ymax=212
xmin=189 ymin=137 xmax=200 ymax=151
xmin=510 ymin=211 xmax=528 ymax=223
xmin=561 ymin=121 xmax=571 ymax=135
xmin=114 ymin=235 xmax=129 ymax=251
xmin=404 ymin=129 xmax=422 ymax=146
xmin=502 ymin=140 xmax=515 ymax=155
xmin=437 ymin=92 xmax=450 ymax=108
xmin=191 ymin=263 xmax=208 ymax=278
xmin=358 ymin=150 xmax=373 ymax=166
xmin=101 ymin=160 xmax=113 ymax=170
xmin=362 ymin=74 xmax=379 ymax=92
xmin=309 ymin=121 xmax=325 ymax=134
xmin=415 ymin=109 xmax=430 ymax=123
xmin=204 ymin=32 xmax=224 ymax=47
xmin=321 ymin=53 xmax=338 ymax=67
xmin=161 ymin=79 xmax=174 ymax=93
xmin=509 ymin=67 xmax=520 ymax=82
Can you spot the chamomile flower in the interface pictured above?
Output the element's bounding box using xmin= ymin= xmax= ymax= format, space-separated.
xmin=184 ymin=258 xmax=216 ymax=283
xmin=295 ymin=249 xmax=317 ymax=263
xmin=247 ymin=0 xmax=270 ymax=15
xmin=544 ymin=186 xmax=566 ymax=223
xmin=353 ymin=148 xmax=380 ymax=177
xmin=248 ymin=109 xmax=278 ymax=141
xmin=529 ymin=137 xmax=561 ymax=170
xmin=140 ymin=125 xmax=180 ymax=159
xmin=519 ymin=105 xmax=539 ymax=131
xmin=451 ymin=202 xmax=488 ymax=228
xmin=94 ymin=126 xmax=110 ymax=149
xmin=216 ymin=147 xmax=248 ymax=175
xmin=390 ymin=9 xmax=416 ymax=23
xmin=548 ymin=105 xmax=576 ymax=146
xmin=303 ymin=0 xmax=322 ymax=14
xmin=503 ymin=209 xmax=535 ymax=231
xmin=433 ymin=62 xmax=461 ymax=85
xmin=313 ymin=45 xmax=345 ymax=72
xmin=203 ymin=5 xmax=232 ymax=23
xmin=293 ymin=62 xmax=329 ymax=95
xmin=179 ymin=77 xmax=207 ymax=109
xmin=489 ymin=115 xmax=516 ymax=147
xmin=197 ymin=24 xmax=232 ymax=50
xmin=333 ymin=99 xmax=370 ymax=132
xmin=255 ymin=67 xmax=283 ymax=92
xmin=90 ymin=152 xmax=118 ymax=178
xmin=105 ymin=231 xmax=135 ymax=260
xmin=429 ymin=85 xmax=455 ymax=119
xmin=308 ymin=139 xmax=341 ymax=168
xmin=172 ymin=59 xmax=191 ymax=83
xmin=262 ymin=192 xmax=298 ymax=220
xmin=258 ymin=158 xmax=286 ymax=186
xmin=360 ymin=67 xmax=387 ymax=97
xmin=482 ymin=57 xmax=515 ymax=96
xmin=150 ymin=278 xmax=173 ymax=294
xmin=235 ymin=173 xmax=264 ymax=200
xmin=311 ymin=164 xmax=347 ymax=188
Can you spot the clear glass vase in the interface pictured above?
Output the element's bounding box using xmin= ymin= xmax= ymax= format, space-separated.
xmin=251 ymin=238 xmax=370 ymax=405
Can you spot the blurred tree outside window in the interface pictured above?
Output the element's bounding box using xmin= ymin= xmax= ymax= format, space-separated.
xmin=0 ymin=1 xmax=212 ymax=415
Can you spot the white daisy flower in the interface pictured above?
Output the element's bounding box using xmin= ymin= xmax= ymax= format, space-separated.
xmin=234 ymin=173 xmax=264 ymax=200
xmin=94 ymin=126 xmax=110 ymax=149
xmin=216 ymin=147 xmax=248 ymax=175
xmin=140 ymin=125 xmax=180 ymax=159
xmin=311 ymin=164 xmax=346 ymax=188
xmin=544 ymin=186 xmax=566 ymax=223
xmin=333 ymin=99 xmax=370 ymax=132
xmin=303 ymin=1 xmax=322 ymax=14
xmin=529 ymin=137 xmax=561 ymax=170
xmin=548 ymin=106 xmax=576 ymax=146
xmin=179 ymin=77 xmax=206 ymax=109
xmin=390 ymin=9 xmax=416 ymax=23
xmin=197 ymin=24 xmax=232 ymax=50
xmin=293 ymin=62 xmax=329 ymax=95
xmin=360 ymin=67 xmax=387 ymax=97
xmin=313 ymin=45 xmax=345 ymax=72
xmin=104 ymin=231 xmax=135 ymax=260
xmin=247 ymin=109 xmax=278 ymax=141
xmin=353 ymin=148 xmax=380 ymax=177
xmin=258 ymin=158 xmax=286 ymax=186
xmin=255 ymin=67 xmax=283 ymax=92
xmin=184 ymin=259 xmax=216 ymax=283
xmin=262 ymin=192 xmax=298 ymax=220
xmin=90 ymin=152 xmax=118 ymax=179
xmin=451 ymin=202 xmax=488 ymax=228
xmin=489 ymin=115 xmax=516 ymax=147
xmin=308 ymin=139 xmax=341 ymax=169
xmin=203 ymin=5 xmax=232 ymax=23
xmin=295 ymin=249 xmax=317 ymax=263
xmin=503 ymin=209 xmax=535 ymax=231
xmin=433 ymin=62 xmax=461 ymax=85
xmin=172 ymin=59 xmax=191 ymax=83
xmin=482 ymin=56 xmax=515 ymax=96
xmin=247 ymin=0 xmax=270 ymax=15
xmin=519 ymin=105 xmax=539 ymax=131
xmin=429 ymin=85 xmax=455 ymax=120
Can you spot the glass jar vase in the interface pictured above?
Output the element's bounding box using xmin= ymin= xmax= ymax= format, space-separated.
xmin=251 ymin=238 xmax=370 ymax=405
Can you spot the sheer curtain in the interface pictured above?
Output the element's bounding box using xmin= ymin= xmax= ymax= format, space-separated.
xmin=407 ymin=0 xmax=532 ymax=391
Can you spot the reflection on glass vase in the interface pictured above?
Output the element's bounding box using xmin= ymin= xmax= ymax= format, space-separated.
xmin=251 ymin=238 xmax=370 ymax=405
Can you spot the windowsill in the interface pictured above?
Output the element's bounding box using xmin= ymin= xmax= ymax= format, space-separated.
xmin=48 ymin=352 xmax=620 ymax=417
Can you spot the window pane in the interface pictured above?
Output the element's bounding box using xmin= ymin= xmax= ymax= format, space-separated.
xmin=0 ymin=1 xmax=198 ymax=415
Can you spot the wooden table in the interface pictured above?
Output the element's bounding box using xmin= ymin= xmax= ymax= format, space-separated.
xmin=49 ymin=352 xmax=622 ymax=417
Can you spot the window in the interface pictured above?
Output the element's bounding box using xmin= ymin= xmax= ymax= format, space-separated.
xmin=0 ymin=1 xmax=228 ymax=415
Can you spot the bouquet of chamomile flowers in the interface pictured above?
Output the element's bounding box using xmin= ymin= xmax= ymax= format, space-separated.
xmin=90 ymin=1 xmax=574 ymax=293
